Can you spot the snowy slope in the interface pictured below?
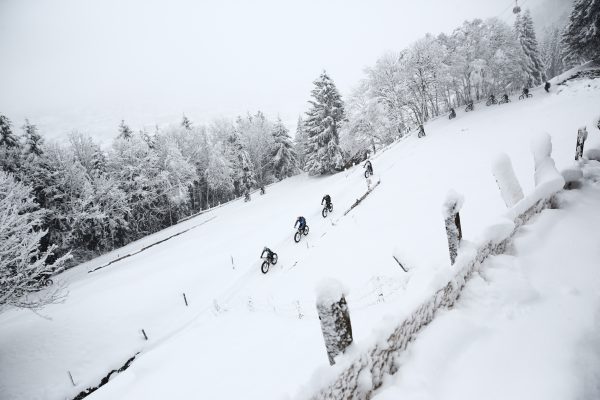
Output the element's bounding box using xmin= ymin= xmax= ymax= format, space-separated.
xmin=372 ymin=165 xmax=600 ymax=400
xmin=1 ymin=77 xmax=600 ymax=400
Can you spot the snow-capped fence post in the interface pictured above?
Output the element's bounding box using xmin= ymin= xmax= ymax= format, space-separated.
xmin=316 ymin=279 xmax=353 ymax=366
xmin=492 ymin=153 xmax=524 ymax=207
xmin=575 ymin=127 xmax=588 ymax=160
xmin=443 ymin=191 xmax=464 ymax=265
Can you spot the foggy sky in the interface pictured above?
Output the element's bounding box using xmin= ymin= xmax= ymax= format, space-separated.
xmin=0 ymin=0 xmax=556 ymax=143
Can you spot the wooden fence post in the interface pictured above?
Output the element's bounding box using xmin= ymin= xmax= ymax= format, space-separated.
xmin=316 ymin=280 xmax=353 ymax=365
xmin=575 ymin=127 xmax=588 ymax=161
xmin=443 ymin=192 xmax=463 ymax=265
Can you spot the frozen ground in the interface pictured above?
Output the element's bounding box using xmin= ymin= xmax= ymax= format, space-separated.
xmin=1 ymin=72 xmax=599 ymax=400
xmin=372 ymin=165 xmax=600 ymax=400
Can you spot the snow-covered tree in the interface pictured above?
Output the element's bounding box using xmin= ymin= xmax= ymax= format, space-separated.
xmin=226 ymin=130 xmax=256 ymax=195
xmin=515 ymin=10 xmax=546 ymax=86
xmin=0 ymin=114 xmax=19 ymax=148
xmin=205 ymin=143 xmax=234 ymax=200
xmin=118 ymin=119 xmax=133 ymax=140
xmin=562 ymin=0 xmax=600 ymax=62
xmin=540 ymin=28 xmax=566 ymax=79
xmin=181 ymin=114 xmax=192 ymax=130
xmin=236 ymin=111 xmax=274 ymax=185
xmin=268 ymin=118 xmax=297 ymax=180
xmin=343 ymin=82 xmax=395 ymax=156
xmin=294 ymin=116 xmax=308 ymax=171
xmin=0 ymin=171 xmax=70 ymax=309
xmin=22 ymin=119 xmax=44 ymax=156
xmin=304 ymin=71 xmax=345 ymax=175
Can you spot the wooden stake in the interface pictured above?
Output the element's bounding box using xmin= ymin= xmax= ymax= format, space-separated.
xmin=141 ymin=329 xmax=148 ymax=340
xmin=68 ymin=371 xmax=76 ymax=387
xmin=392 ymin=255 xmax=408 ymax=272
xmin=183 ymin=293 xmax=188 ymax=306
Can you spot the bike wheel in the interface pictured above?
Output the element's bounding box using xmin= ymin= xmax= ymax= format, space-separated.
xmin=304 ymin=226 xmax=310 ymax=236
xmin=261 ymin=261 xmax=270 ymax=274
xmin=364 ymin=170 xmax=370 ymax=178
xmin=271 ymin=253 xmax=278 ymax=265
xmin=328 ymin=204 xmax=333 ymax=213
xmin=322 ymin=207 xmax=328 ymax=218
xmin=294 ymin=231 xmax=301 ymax=243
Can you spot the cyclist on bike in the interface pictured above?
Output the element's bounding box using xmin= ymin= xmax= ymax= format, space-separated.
xmin=260 ymin=246 xmax=274 ymax=260
xmin=294 ymin=216 xmax=307 ymax=231
xmin=522 ymin=87 xmax=530 ymax=97
xmin=488 ymin=94 xmax=496 ymax=103
xmin=502 ymin=93 xmax=509 ymax=103
xmin=544 ymin=81 xmax=551 ymax=92
xmin=449 ymin=108 xmax=456 ymax=119
xmin=321 ymin=194 xmax=332 ymax=208
xmin=364 ymin=160 xmax=373 ymax=175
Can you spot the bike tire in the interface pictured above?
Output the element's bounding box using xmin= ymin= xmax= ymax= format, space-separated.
xmin=271 ymin=253 xmax=278 ymax=265
xmin=304 ymin=226 xmax=310 ymax=235
xmin=328 ymin=204 xmax=333 ymax=212
xmin=322 ymin=207 xmax=328 ymax=218
xmin=364 ymin=170 xmax=370 ymax=179
xmin=294 ymin=231 xmax=301 ymax=243
xmin=261 ymin=261 xmax=270 ymax=274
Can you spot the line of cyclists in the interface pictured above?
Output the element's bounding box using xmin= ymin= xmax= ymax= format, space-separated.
xmin=449 ymin=87 xmax=535 ymax=120
xmin=260 ymin=161 xmax=374 ymax=273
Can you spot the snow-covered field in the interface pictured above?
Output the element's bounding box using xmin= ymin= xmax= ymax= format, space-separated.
xmin=372 ymin=167 xmax=600 ymax=400
xmin=1 ymin=74 xmax=600 ymax=400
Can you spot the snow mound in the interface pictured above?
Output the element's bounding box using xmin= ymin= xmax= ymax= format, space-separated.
xmin=442 ymin=190 xmax=464 ymax=218
xmin=531 ymin=133 xmax=564 ymax=189
xmin=316 ymin=278 xmax=347 ymax=305
xmin=585 ymin=149 xmax=600 ymax=162
xmin=492 ymin=153 xmax=524 ymax=208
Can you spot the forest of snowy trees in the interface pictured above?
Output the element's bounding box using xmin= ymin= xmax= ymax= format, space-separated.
xmin=1 ymin=0 xmax=598 ymax=308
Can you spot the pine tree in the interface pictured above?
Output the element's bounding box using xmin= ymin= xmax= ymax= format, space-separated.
xmin=118 ymin=120 xmax=133 ymax=140
xmin=225 ymin=130 xmax=256 ymax=195
xmin=268 ymin=118 xmax=297 ymax=180
xmin=540 ymin=28 xmax=566 ymax=79
xmin=181 ymin=114 xmax=192 ymax=130
xmin=0 ymin=114 xmax=19 ymax=148
xmin=0 ymin=170 xmax=70 ymax=309
xmin=294 ymin=116 xmax=307 ymax=171
xmin=304 ymin=71 xmax=345 ymax=175
xmin=515 ymin=10 xmax=546 ymax=86
xmin=22 ymin=119 xmax=44 ymax=156
xmin=562 ymin=0 xmax=600 ymax=62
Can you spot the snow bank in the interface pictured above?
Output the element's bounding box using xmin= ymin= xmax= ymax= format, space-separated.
xmin=316 ymin=279 xmax=347 ymax=306
xmin=308 ymin=142 xmax=566 ymax=400
xmin=492 ymin=153 xmax=524 ymax=207
xmin=585 ymin=149 xmax=600 ymax=162
xmin=532 ymin=133 xmax=562 ymax=188
xmin=441 ymin=190 xmax=464 ymax=219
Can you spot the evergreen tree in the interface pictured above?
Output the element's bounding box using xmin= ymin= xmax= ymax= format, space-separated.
xmin=225 ymin=130 xmax=256 ymax=195
xmin=562 ymin=0 xmax=600 ymax=62
xmin=515 ymin=10 xmax=546 ymax=86
xmin=540 ymin=28 xmax=566 ymax=79
xmin=268 ymin=118 xmax=297 ymax=180
xmin=181 ymin=114 xmax=192 ymax=130
xmin=294 ymin=116 xmax=307 ymax=171
xmin=0 ymin=170 xmax=70 ymax=309
xmin=304 ymin=71 xmax=345 ymax=175
xmin=0 ymin=114 xmax=19 ymax=148
xmin=118 ymin=120 xmax=133 ymax=140
xmin=22 ymin=119 xmax=44 ymax=156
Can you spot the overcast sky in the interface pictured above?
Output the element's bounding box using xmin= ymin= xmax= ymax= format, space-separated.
xmin=0 ymin=0 xmax=553 ymax=143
